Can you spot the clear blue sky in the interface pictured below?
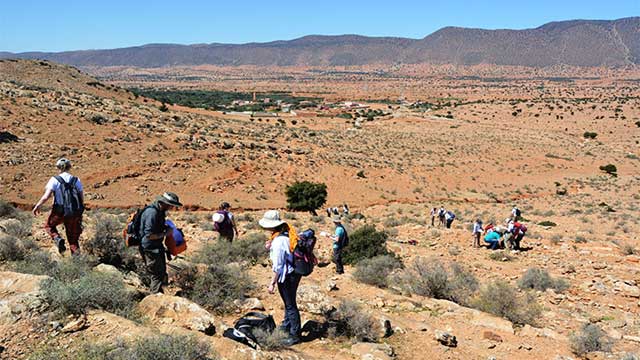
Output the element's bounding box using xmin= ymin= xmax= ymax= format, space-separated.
xmin=1 ymin=0 xmax=638 ymax=52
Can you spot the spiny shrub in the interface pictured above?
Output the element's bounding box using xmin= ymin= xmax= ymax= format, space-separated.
xmin=517 ymin=268 xmax=569 ymax=293
xmin=393 ymin=258 xmax=478 ymax=306
xmin=0 ymin=199 xmax=18 ymax=218
xmin=569 ymin=323 xmax=613 ymax=356
xmin=328 ymin=300 xmax=381 ymax=342
xmin=253 ymin=328 xmax=288 ymax=351
xmin=343 ymin=225 xmax=391 ymax=264
xmin=194 ymin=232 xmax=267 ymax=266
xmin=85 ymin=213 xmax=137 ymax=269
xmin=0 ymin=216 xmax=33 ymax=238
xmin=354 ymin=255 xmax=402 ymax=288
xmin=175 ymin=263 xmax=255 ymax=314
xmin=0 ymin=234 xmax=26 ymax=261
xmin=42 ymin=270 xmax=136 ymax=319
xmin=13 ymin=250 xmax=58 ymax=276
xmin=472 ymin=280 xmax=541 ymax=326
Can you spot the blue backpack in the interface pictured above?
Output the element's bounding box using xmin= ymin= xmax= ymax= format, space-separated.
xmin=54 ymin=176 xmax=84 ymax=216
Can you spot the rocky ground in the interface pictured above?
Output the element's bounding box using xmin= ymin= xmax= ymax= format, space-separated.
xmin=0 ymin=59 xmax=639 ymax=359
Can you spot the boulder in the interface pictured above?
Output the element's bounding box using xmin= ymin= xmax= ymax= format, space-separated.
xmin=233 ymin=297 xmax=265 ymax=311
xmin=297 ymin=285 xmax=335 ymax=315
xmin=350 ymin=342 xmax=396 ymax=360
xmin=138 ymin=293 xmax=216 ymax=335
xmin=0 ymin=271 xmax=49 ymax=325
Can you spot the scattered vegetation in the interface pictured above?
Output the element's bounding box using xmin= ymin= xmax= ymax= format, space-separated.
xmin=472 ymin=280 xmax=541 ymax=326
xmin=253 ymin=328 xmax=288 ymax=351
xmin=0 ymin=199 xmax=18 ymax=218
xmin=285 ymin=181 xmax=328 ymax=215
xmin=569 ymin=323 xmax=613 ymax=356
xmin=343 ymin=225 xmax=392 ymax=264
xmin=174 ymin=263 xmax=255 ymax=314
xmin=328 ymin=300 xmax=381 ymax=342
xmin=538 ymin=220 xmax=557 ymax=227
xmin=85 ymin=212 xmax=138 ymax=270
xmin=517 ymin=268 xmax=569 ymax=293
xmin=353 ymin=255 xmax=402 ymax=288
xmin=193 ymin=232 xmax=267 ymax=266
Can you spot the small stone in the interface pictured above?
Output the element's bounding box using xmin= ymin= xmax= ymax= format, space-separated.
xmin=519 ymin=343 xmax=533 ymax=351
xmin=61 ymin=316 xmax=87 ymax=333
xmin=326 ymin=281 xmax=338 ymax=292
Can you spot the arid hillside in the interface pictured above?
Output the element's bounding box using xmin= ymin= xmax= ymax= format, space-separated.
xmin=1 ymin=60 xmax=640 ymax=360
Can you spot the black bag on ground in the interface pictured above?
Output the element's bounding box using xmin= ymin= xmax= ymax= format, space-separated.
xmin=222 ymin=312 xmax=276 ymax=348
xmin=54 ymin=176 xmax=84 ymax=216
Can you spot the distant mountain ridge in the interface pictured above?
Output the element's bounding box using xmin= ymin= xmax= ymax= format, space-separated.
xmin=2 ymin=17 xmax=639 ymax=67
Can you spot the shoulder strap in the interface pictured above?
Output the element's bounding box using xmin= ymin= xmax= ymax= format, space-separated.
xmin=54 ymin=175 xmax=67 ymax=185
xmin=69 ymin=176 xmax=78 ymax=186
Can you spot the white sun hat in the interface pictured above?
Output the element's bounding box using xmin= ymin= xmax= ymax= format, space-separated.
xmin=212 ymin=213 xmax=225 ymax=223
xmin=258 ymin=210 xmax=286 ymax=229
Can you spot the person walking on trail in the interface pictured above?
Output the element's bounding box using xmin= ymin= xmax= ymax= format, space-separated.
xmin=212 ymin=201 xmax=239 ymax=242
xmin=327 ymin=216 xmax=348 ymax=275
xmin=259 ymin=210 xmax=302 ymax=346
xmin=140 ymin=192 xmax=182 ymax=294
xmin=437 ymin=206 xmax=446 ymax=227
xmin=472 ymin=219 xmax=483 ymax=248
xmin=342 ymin=203 xmax=350 ymax=215
xmin=445 ymin=210 xmax=456 ymax=229
xmin=32 ymin=158 xmax=84 ymax=255
xmin=430 ymin=207 xmax=437 ymax=227
xmin=511 ymin=206 xmax=521 ymax=222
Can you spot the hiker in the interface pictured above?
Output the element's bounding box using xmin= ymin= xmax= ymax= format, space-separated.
xmin=327 ymin=215 xmax=348 ymax=274
xmin=512 ymin=206 xmax=521 ymax=221
xmin=472 ymin=219 xmax=483 ymax=248
xmin=430 ymin=207 xmax=437 ymax=227
xmin=437 ymin=206 xmax=446 ymax=227
xmin=342 ymin=203 xmax=349 ymax=215
xmin=332 ymin=207 xmax=339 ymax=215
xmin=509 ymin=221 xmax=527 ymax=250
xmin=326 ymin=208 xmax=332 ymax=217
xmin=212 ymin=201 xmax=239 ymax=242
xmin=259 ymin=210 xmax=302 ymax=346
xmin=32 ymin=158 xmax=84 ymax=254
xmin=445 ymin=210 xmax=456 ymax=229
xmin=140 ymin=192 xmax=182 ymax=293
xmin=484 ymin=230 xmax=502 ymax=250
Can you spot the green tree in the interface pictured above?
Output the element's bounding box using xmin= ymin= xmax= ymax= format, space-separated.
xmin=285 ymin=181 xmax=327 ymax=215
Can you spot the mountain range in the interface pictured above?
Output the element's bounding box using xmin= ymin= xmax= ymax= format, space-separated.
xmin=1 ymin=17 xmax=639 ymax=68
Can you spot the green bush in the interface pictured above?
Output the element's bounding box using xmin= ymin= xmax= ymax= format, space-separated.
xmin=538 ymin=220 xmax=557 ymax=227
xmin=193 ymin=232 xmax=267 ymax=266
xmin=175 ymin=263 xmax=255 ymax=314
xmin=599 ymin=164 xmax=618 ymax=177
xmin=569 ymin=323 xmax=613 ymax=356
xmin=472 ymin=280 xmax=541 ymax=326
xmin=328 ymin=300 xmax=381 ymax=342
xmin=343 ymin=225 xmax=391 ymax=264
xmin=583 ymin=132 xmax=598 ymax=139
xmin=353 ymin=255 xmax=402 ymax=288
xmin=517 ymin=268 xmax=569 ymax=293
xmin=285 ymin=181 xmax=327 ymax=214
xmin=42 ymin=270 xmax=137 ymax=318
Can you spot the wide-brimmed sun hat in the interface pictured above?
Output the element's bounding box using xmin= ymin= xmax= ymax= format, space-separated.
xmin=212 ymin=213 xmax=225 ymax=223
xmin=156 ymin=192 xmax=183 ymax=207
xmin=332 ymin=215 xmax=342 ymax=223
xmin=259 ymin=210 xmax=286 ymax=229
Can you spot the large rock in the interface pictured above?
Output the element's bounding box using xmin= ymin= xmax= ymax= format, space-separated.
xmin=138 ymin=293 xmax=216 ymax=335
xmin=297 ymin=285 xmax=335 ymax=315
xmin=0 ymin=271 xmax=49 ymax=325
xmin=350 ymin=342 xmax=396 ymax=360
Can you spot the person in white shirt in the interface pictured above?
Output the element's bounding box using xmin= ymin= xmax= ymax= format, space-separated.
xmin=259 ymin=210 xmax=302 ymax=346
xmin=472 ymin=219 xmax=483 ymax=248
xmin=430 ymin=207 xmax=437 ymax=227
xmin=32 ymin=158 xmax=84 ymax=254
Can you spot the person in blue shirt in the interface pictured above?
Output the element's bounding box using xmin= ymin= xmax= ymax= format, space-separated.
xmin=329 ymin=216 xmax=348 ymax=274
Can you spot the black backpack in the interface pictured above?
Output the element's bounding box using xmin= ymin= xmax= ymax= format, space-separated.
xmin=53 ymin=176 xmax=84 ymax=216
xmin=292 ymin=229 xmax=318 ymax=276
xmin=123 ymin=206 xmax=152 ymax=247
xmin=337 ymin=224 xmax=349 ymax=248
xmin=515 ymin=208 xmax=522 ymax=217
xmin=222 ymin=312 xmax=276 ymax=349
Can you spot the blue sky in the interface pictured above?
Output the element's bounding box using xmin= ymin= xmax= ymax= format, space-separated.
xmin=1 ymin=0 xmax=638 ymax=52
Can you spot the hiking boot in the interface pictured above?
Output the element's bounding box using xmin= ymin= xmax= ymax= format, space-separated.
xmin=282 ymin=336 xmax=302 ymax=346
xmin=54 ymin=237 xmax=66 ymax=254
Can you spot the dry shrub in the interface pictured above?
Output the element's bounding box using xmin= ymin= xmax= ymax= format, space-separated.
xmin=569 ymin=323 xmax=613 ymax=356
xmin=253 ymin=328 xmax=288 ymax=351
xmin=517 ymin=268 xmax=569 ymax=293
xmin=328 ymin=300 xmax=381 ymax=342
xmin=194 ymin=232 xmax=267 ymax=266
xmin=353 ymin=255 xmax=402 ymax=288
xmin=472 ymin=280 xmax=541 ymax=326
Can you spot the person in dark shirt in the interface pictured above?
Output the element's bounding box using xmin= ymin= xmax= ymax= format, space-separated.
xmin=140 ymin=192 xmax=182 ymax=293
